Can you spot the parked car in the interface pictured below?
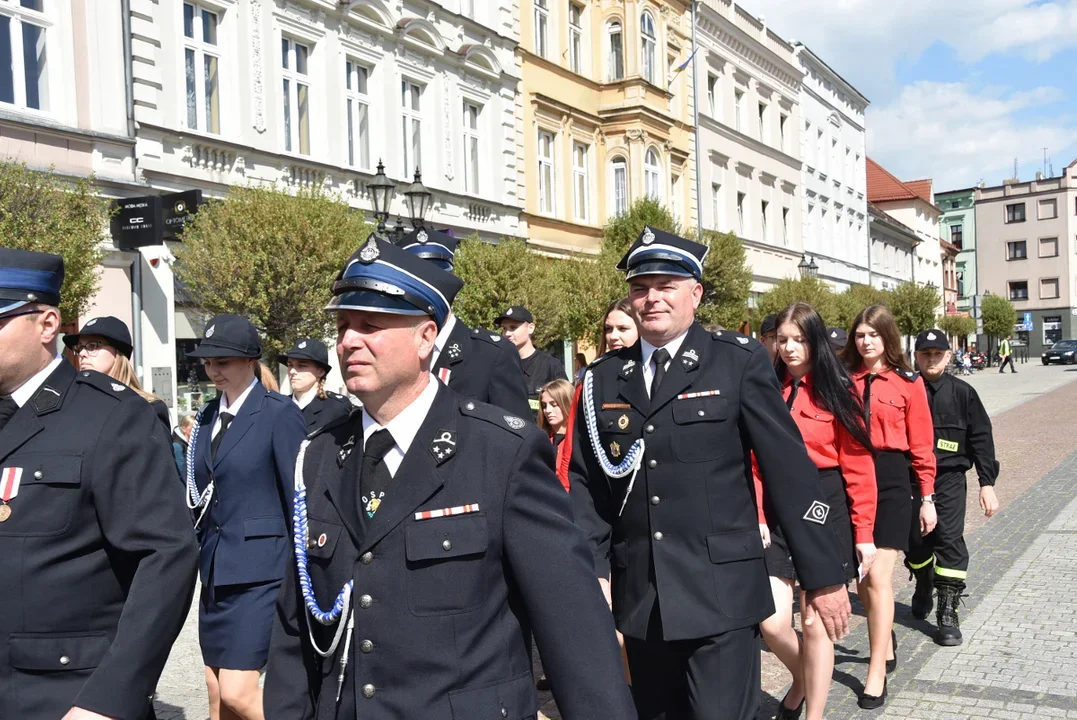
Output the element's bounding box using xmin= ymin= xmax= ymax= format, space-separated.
xmin=1042 ymin=340 xmax=1077 ymax=365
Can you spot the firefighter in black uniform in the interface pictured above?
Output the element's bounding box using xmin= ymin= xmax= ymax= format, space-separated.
xmin=910 ymin=329 xmax=1000 ymax=646
xmin=397 ymin=227 xmax=531 ymax=418
xmin=568 ymin=227 xmax=850 ymax=720
xmin=0 ymin=248 xmax=198 ymax=720
xmin=279 ymin=338 xmax=354 ymax=433
xmin=264 ymin=237 xmax=636 ymax=719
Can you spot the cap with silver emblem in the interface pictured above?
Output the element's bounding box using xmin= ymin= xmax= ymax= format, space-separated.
xmin=0 ymin=247 xmax=64 ymax=315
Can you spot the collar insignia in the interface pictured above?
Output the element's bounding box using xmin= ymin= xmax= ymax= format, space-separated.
xmin=621 ymin=359 xmax=636 ymax=377
xmin=431 ymin=430 xmax=456 ymax=463
xmin=447 ymin=342 xmax=461 ymax=359
xmin=359 ymin=236 xmax=379 ymax=263
xmin=681 ymin=348 xmax=699 ymax=367
xmin=642 ymin=227 xmax=656 ymax=245
xmin=338 ymin=435 xmax=356 ymax=467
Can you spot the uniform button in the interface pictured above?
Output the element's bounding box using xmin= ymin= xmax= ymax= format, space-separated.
xmin=60 ymin=655 xmax=70 ymax=665
xmin=308 ymin=539 xmax=317 ymax=549
xmin=362 ymin=684 xmax=376 ymax=698
xmin=645 ymin=424 xmax=655 ymax=434
xmin=466 ymin=402 xmax=475 ymax=410
xmin=653 ymin=531 xmax=664 ymax=541
xmin=360 ymin=552 xmax=373 ymax=564
xmin=697 ymin=410 xmax=705 ymax=417
xmin=650 ymin=495 xmax=660 ymax=505
xmin=502 ymin=709 xmax=509 ymax=718
xmin=442 ymin=539 xmax=452 ymax=551
xmin=33 ymin=470 xmax=43 ymax=480
xmin=360 ymin=639 xmax=373 ymax=653
xmin=359 ymin=594 xmax=373 ymax=609
xmin=214 ymin=525 xmax=220 ymax=532
xmin=648 ymin=459 xmax=657 ymax=469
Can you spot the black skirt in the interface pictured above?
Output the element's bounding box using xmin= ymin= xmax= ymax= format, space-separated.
xmin=763 ymin=468 xmax=858 ymax=582
xmin=872 ymin=450 xmax=915 ymax=552
xmin=199 ymin=579 xmax=282 ymax=670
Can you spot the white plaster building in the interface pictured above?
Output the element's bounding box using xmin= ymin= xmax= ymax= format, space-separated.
xmin=694 ymin=0 xmax=805 ymax=294
xmin=792 ymin=42 xmax=869 ymax=292
xmin=867 ymin=203 xmax=916 ymax=290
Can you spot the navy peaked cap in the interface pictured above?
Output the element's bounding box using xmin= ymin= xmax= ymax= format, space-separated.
xmin=616 ymin=226 xmax=708 ymax=281
xmin=278 ymin=338 xmax=332 ymax=371
xmin=63 ymin=316 xmax=134 ymax=357
xmin=0 ymin=247 xmax=64 ymax=314
xmin=398 ymin=227 xmax=458 ymax=272
xmin=187 ymin=314 xmax=262 ymax=359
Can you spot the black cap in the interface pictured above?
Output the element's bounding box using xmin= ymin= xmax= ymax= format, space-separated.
xmin=827 ymin=327 xmax=847 ymax=348
xmin=187 ymin=314 xmax=262 ymax=358
xmin=616 ymin=226 xmax=708 ymax=281
xmin=494 ymin=306 xmax=534 ymax=327
xmin=398 ymin=228 xmax=458 ymax=272
xmin=278 ymin=338 xmax=331 ymax=372
xmin=63 ymin=316 xmax=133 ymax=357
xmin=915 ymin=329 xmax=951 ymax=352
xmin=760 ymin=314 xmax=778 ymax=336
xmin=0 ymin=247 xmax=64 ymax=314
xmin=326 ymin=236 xmax=463 ymax=330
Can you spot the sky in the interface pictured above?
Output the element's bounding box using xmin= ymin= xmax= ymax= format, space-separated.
xmin=738 ymin=0 xmax=1077 ymax=192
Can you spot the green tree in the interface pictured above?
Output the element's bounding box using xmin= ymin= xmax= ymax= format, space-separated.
xmin=888 ymin=282 xmax=940 ymax=351
xmin=832 ymin=283 xmax=891 ymax=331
xmin=696 ymin=229 xmax=752 ymax=330
xmin=0 ymin=161 xmax=111 ymax=320
xmin=757 ymin=277 xmax=837 ymax=326
xmin=936 ymin=314 xmax=977 ymax=341
xmin=593 ymin=197 xmax=681 ymax=309
xmin=981 ymin=294 xmax=1017 ymax=340
xmin=174 ymin=185 xmax=370 ymax=360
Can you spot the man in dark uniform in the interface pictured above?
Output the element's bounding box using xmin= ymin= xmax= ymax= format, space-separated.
xmin=398 ymin=228 xmax=531 ymax=418
xmin=827 ymin=327 xmax=847 ymax=353
xmin=496 ymin=305 xmax=567 ymax=414
xmin=264 ymin=237 xmax=636 ymax=719
xmin=0 ymin=248 xmax=198 ymax=720
xmin=759 ymin=312 xmax=778 ymax=362
xmin=910 ymin=329 xmax=999 ymax=646
xmin=569 ymin=227 xmax=851 ymax=720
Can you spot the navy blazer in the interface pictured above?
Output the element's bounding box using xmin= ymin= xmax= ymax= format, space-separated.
xmin=193 ymin=381 xmax=306 ymax=587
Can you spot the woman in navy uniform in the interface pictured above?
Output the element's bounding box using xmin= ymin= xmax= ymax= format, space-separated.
xmin=185 ymin=314 xmax=306 ymax=720
xmin=279 ymin=338 xmax=353 ymax=433
xmin=62 ymin=315 xmax=171 ymax=428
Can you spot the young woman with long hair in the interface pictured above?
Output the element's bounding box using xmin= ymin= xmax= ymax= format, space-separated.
xmin=278 ymin=338 xmax=352 ymax=433
xmin=598 ymin=297 xmax=639 ymax=354
xmin=754 ymin=303 xmax=877 ymax=720
xmin=539 ymin=378 xmax=575 ymax=487
xmin=842 ymin=304 xmax=936 ymax=710
xmin=64 ymin=316 xmax=170 ymax=428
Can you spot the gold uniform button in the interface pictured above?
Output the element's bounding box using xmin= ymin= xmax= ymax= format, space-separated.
xmin=359 ymin=594 xmax=373 ymax=609
xmin=362 ymin=684 xmax=376 ymax=698
xmin=442 ymin=539 xmax=452 ymax=551
xmin=360 ymin=639 xmax=373 ymax=653
xmin=360 ymin=552 xmax=373 ymax=564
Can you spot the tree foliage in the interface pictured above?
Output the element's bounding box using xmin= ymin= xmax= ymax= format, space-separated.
xmin=593 ymin=197 xmax=682 ymax=313
xmin=757 ymin=277 xmax=839 ymax=326
xmin=0 ymin=161 xmax=110 ymax=320
xmin=888 ymin=281 xmax=940 ymax=343
xmin=936 ymin=314 xmax=977 ymax=340
xmin=832 ymin=284 xmax=891 ymax=331
xmin=696 ymin=229 xmax=752 ymax=330
xmin=174 ymin=185 xmax=369 ymax=360
xmin=981 ymin=294 xmax=1017 ymax=338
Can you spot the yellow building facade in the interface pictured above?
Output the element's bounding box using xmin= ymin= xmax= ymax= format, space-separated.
xmin=519 ymin=0 xmax=697 ymax=256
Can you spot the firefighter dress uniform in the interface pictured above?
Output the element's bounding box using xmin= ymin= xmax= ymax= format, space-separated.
xmin=278 ymin=338 xmax=354 ymax=434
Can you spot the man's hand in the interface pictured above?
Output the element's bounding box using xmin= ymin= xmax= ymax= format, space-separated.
xmin=597 ymin=577 xmax=613 ymax=610
xmin=980 ymin=486 xmax=999 ymax=518
xmin=758 ymin=524 xmax=771 ymax=549
xmin=804 ymin=584 xmax=851 ymax=642
xmin=920 ymin=501 xmax=938 ymax=536
xmin=63 ymin=708 xmax=117 ymax=720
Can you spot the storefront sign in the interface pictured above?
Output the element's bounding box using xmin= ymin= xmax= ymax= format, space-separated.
xmin=112 ymin=195 xmax=164 ymax=250
xmin=163 ymin=190 xmax=203 ymax=241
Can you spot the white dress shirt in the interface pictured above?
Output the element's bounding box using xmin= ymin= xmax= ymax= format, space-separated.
xmin=10 ymin=355 xmax=64 ymax=407
xmin=640 ymin=330 xmax=689 ymax=396
xmin=360 ymin=374 xmax=439 ymax=477
xmin=293 ymin=386 xmax=318 ymax=410
xmin=429 ymin=313 xmax=458 ymax=369
xmin=213 ymin=377 xmax=258 ymax=438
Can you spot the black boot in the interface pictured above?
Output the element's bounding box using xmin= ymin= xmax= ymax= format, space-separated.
xmin=935 ymin=583 xmax=966 ymax=646
xmin=909 ymin=561 xmax=934 ymax=620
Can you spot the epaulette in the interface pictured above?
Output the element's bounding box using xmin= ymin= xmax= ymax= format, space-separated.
xmin=895 ymin=368 xmax=918 ymax=382
xmin=459 ymin=398 xmax=530 ymax=437
xmin=710 ymin=329 xmax=756 ymax=350
xmin=327 ymin=391 xmax=352 ymax=406
xmin=471 ymin=327 xmax=505 ymax=345
xmin=588 ymin=350 xmax=617 ymax=368
xmin=309 ymin=409 xmax=357 ymax=440
xmin=74 ymin=370 xmax=133 ymax=402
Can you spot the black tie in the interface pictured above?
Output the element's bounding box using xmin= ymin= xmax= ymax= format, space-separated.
xmin=862 ymin=374 xmax=877 ymax=426
xmin=210 ymin=412 xmax=234 ymax=461
xmin=651 ymin=348 xmax=671 ymax=397
xmin=0 ymin=396 xmax=18 ymax=433
xmin=360 ymin=429 xmax=396 ymax=519
xmin=786 ymin=379 xmax=801 ymax=411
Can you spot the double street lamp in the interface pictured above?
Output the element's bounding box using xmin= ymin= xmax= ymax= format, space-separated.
xmin=368 ymin=160 xmax=434 ymax=243
xmin=798 ymin=254 xmax=819 ymax=279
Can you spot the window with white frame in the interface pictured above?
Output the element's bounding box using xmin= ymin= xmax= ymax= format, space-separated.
xmin=401 ymin=80 xmax=423 ymax=174
xmin=711 ymin=183 xmax=721 ymax=230
xmin=760 ymin=200 xmax=769 ymax=241
xmin=640 ymin=11 xmax=656 ymax=84
xmin=644 ymin=148 xmax=661 ymax=200
xmin=779 ymin=114 xmax=788 ymax=152
xmin=736 ymin=192 xmax=746 ymax=235
xmin=671 ymin=173 xmax=681 ymax=222
xmin=569 ymin=3 xmax=583 ymax=74
xmin=281 ymin=37 xmax=310 ymax=155
xmin=611 ymin=156 xmax=628 ymax=216
xmin=782 ymin=207 xmax=789 ymax=245
xmin=572 ymin=141 xmax=589 ymax=222
xmin=463 ymin=102 xmax=481 ymax=195
xmin=0 ymin=0 xmax=50 ymax=111
xmin=734 ymin=89 xmax=743 ymax=132
xmin=706 ymin=74 xmax=717 ymax=117
xmin=607 ymin=20 xmax=623 ymax=81
xmin=757 ymin=103 xmax=766 ymax=143
xmin=183 ymin=3 xmax=219 ymax=133
xmin=534 ymin=0 xmax=549 ymax=58
xmin=538 ymin=129 xmax=555 ymax=215
xmin=345 ymin=61 xmax=370 ymax=169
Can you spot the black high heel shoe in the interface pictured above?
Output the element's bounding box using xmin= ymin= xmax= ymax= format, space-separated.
xmin=775 ymin=695 xmax=805 ymax=720
xmin=886 ymin=629 xmax=898 ymax=674
xmin=858 ymin=678 xmax=888 ymax=710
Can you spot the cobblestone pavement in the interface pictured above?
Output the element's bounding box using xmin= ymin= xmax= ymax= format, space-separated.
xmin=154 ymin=363 xmax=1077 ymax=720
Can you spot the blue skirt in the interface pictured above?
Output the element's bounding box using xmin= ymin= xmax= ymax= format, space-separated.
xmin=199 ymin=579 xmax=282 ymax=670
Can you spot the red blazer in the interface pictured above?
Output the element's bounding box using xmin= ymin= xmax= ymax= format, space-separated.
xmin=851 ymin=367 xmax=936 ymax=495
xmin=753 ymin=374 xmax=878 ymax=544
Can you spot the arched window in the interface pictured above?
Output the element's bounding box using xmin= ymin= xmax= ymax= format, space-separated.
xmin=644 ymin=147 xmax=662 ymax=200
xmin=607 ymin=20 xmax=624 ymax=81
xmin=610 ymin=156 xmax=628 ymax=216
xmin=640 ymin=12 xmax=656 ymax=84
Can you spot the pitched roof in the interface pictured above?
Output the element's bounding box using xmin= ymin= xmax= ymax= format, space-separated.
xmin=867 ymin=157 xmax=920 ymax=203
xmin=904 ymin=179 xmax=933 ymax=204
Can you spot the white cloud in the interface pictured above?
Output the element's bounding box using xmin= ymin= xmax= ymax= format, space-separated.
xmin=866 ymin=81 xmax=1077 ymax=189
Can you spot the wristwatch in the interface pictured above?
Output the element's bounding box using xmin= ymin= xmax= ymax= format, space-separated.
xmin=921 ymin=494 xmax=936 ymax=504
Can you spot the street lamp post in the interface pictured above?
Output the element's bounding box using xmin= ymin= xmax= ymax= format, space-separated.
xmin=366 ymin=161 xmax=433 ymax=243
xmin=798 ymin=254 xmax=818 ymax=279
